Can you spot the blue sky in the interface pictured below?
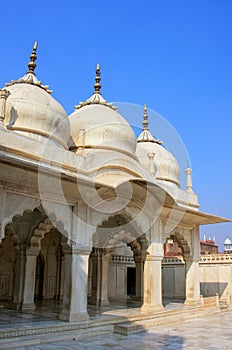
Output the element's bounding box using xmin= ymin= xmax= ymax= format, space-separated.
xmin=1 ymin=0 xmax=231 ymax=250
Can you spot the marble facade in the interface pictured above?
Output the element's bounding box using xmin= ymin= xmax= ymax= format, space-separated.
xmin=0 ymin=43 xmax=230 ymax=325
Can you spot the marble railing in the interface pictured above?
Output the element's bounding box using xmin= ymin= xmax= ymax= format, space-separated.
xmin=162 ymin=257 xmax=185 ymax=265
xmin=111 ymin=255 xmax=134 ymax=263
xmin=200 ymin=254 xmax=232 ymax=264
xmin=111 ymin=254 xmax=232 ymax=265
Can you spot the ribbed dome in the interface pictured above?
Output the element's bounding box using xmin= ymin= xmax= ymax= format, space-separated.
xmin=3 ymin=43 xmax=70 ymax=149
xmin=69 ymin=104 xmax=136 ymax=155
xmin=135 ymin=104 xmax=180 ymax=187
xmin=69 ymin=65 xmax=136 ymax=156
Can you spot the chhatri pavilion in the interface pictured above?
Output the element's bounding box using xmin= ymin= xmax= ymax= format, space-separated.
xmin=0 ymin=43 xmax=229 ymax=328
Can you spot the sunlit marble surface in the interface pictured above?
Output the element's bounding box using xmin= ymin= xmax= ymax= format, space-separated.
xmin=0 ymin=299 xmax=184 ymax=329
xmin=13 ymin=309 xmax=232 ymax=350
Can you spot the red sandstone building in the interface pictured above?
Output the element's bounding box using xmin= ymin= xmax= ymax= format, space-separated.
xmin=164 ymin=236 xmax=218 ymax=256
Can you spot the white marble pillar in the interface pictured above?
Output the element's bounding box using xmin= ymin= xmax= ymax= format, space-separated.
xmin=185 ymin=168 xmax=193 ymax=193
xmin=101 ymin=250 xmax=110 ymax=305
xmin=134 ymin=255 xmax=144 ymax=301
xmin=59 ymin=246 xmax=90 ymax=322
xmin=60 ymin=255 xmax=64 ymax=299
xmin=12 ymin=247 xmax=37 ymax=310
xmin=184 ymin=257 xmax=201 ymax=306
xmin=141 ymin=255 xmax=163 ymax=312
xmin=55 ymin=247 xmax=63 ymax=300
xmin=89 ymin=249 xmax=100 ymax=305
xmin=89 ymin=248 xmax=110 ymax=306
xmin=185 ymin=225 xmax=201 ymax=306
xmin=0 ymin=188 xmax=6 ymax=242
xmin=21 ymin=249 xmax=37 ymax=310
xmin=12 ymin=248 xmax=26 ymax=310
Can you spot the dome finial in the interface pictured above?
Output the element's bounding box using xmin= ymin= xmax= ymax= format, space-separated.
xmin=94 ymin=63 xmax=101 ymax=94
xmin=27 ymin=41 xmax=38 ymax=75
xmin=75 ymin=64 xmax=117 ymax=111
xmin=5 ymin=41 xmax=52 ymax=94
xmin=137 ymin=104 xmax=163 ymax=144
xmin=142 ymin=103 xmax=148 ymax=130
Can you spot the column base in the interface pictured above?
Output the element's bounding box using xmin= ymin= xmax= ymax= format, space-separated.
xmin=89 ymin=298 xmax=109 ymax=306
xmin=8 ymin=302 xmax=36 ymax=311
xmin=184 ymin=299 xmax=202 ymax=307
xmin=59 ymin=311 xmax=89 ymax=322
xmin=21 ymin=303 xmax=36 ymax=311
xmin=141 ymin=304 xmax=164 ymax=314
xmin=99 ymin=299 xmax=110 ymax=306
xmin=8 ymin=302 xmax=22 ymax=310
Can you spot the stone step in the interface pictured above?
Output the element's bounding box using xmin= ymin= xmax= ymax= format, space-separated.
xmin=0 ymin=304 xmax=223 ymax=346
xmin=220 ymin=302 xmax=229 ymax=310
xmin=114 ymin=313 xmax=186 ymax=336
xmin=114 ymin=322 xmax=145 ymax=335
xmin=114 ymin=305 xmax=221 ymax=336
xmin=0 ymin=324 xmax=114 ymax=349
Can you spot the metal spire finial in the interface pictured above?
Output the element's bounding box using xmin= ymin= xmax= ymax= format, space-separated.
xmin=94 ymin=63 xmax=101 ymax=94
xmin=27 ymin=41 xmax=38 ymax=75
xmin=5 ymin=41 xmax=52 ymax=94
xmin=75 ymin=63 xmax=117 ymax=110
xmin=137 ymin=103 xmax=163 ymax=144
xmin=142 ymin=103 xmax=149 ymax=130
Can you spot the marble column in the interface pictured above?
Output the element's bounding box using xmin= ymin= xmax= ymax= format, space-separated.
xmin=185 ymin=225 xmax=201 ymax=306
xmin=55 ymin=246 xmax=63 ymax=300
xmin=141 ymin=255 xmax=163 ymax=312
xmin=184 ymin=256 xmax=201 ymax=306
xmin=21 ymin=249 xmax=37 ymax=310
xmin=12 ymin=246 xmax=37 ymax=310
xmin=59 ymin=255 xmax=64 ymax=299
xmin=134 ymin=255 xmax=144 ymax=301
xmin=101 ymin=249 xmax=110 ymax=305
xmin=12 ymin=248 xmax=26 ymax=310
xmin=0 ymin=188 xmax=6 ymax=242
xmin=89 ymin=248 xmax=110 ymax=306
xmin=59 ymin=246 xmax=90 ymax=322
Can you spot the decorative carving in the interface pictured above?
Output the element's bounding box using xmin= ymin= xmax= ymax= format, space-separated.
xmin=5 ymin=42 xmax=52 ymax=94
xmin=111 ymin=255 xmax=134 ymax=263
xmin=75 ymin=64 xmax=117 ymax=111
xmin=137 ymin=104 xmax=162 ymax=144
xmin=200 ymin=254 xmax=232 ymax=264
xmin=162 ymin=256 xmax=185 ymax=265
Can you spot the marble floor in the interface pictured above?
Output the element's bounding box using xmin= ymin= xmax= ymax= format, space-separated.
xmin=0 ymin=299 xmax=184 ymax=329
xmin=13 ymin=309 xmax=232 ymax=350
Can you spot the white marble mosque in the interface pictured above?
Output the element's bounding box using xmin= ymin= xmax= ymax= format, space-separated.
xmin=0 ymin=42 xmax=230 ymax=327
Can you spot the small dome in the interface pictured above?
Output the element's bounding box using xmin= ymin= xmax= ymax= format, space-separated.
xmin=224 ymin=237 xmax=232 ymax=245
xmin=69 ymin=64 xmax=136 ymax=156
xmin=135 ymin=104 xmax=180 ymax=187
xmin=3 ymin=43 xmax=70 ymax=149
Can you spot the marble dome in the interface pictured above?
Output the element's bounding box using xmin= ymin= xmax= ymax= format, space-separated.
xmin=3 ymin=43 xmax=70 ymax=149
xmin=69 ymin=65 xmax=136 ymax=156
xmin=135 ymin=104 xmax=180 ymax=187
xmin=224 ymin=237 xmax=232 ymax=245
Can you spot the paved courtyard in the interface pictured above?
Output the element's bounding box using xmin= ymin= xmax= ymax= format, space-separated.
xmin=13 ymin=309 xmax=232 ymax=350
